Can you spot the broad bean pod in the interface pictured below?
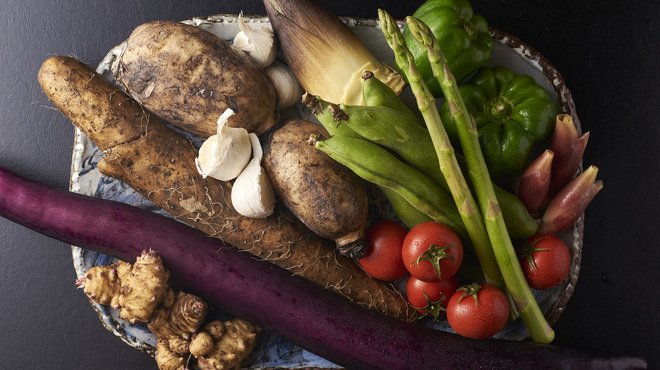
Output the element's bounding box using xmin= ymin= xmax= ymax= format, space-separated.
xmin=360 ymin=71 xmax=422 ymax=126
xmin=303 ymin=93 xmax=361 ymax=138
xmin=304 ymin=93 xmax=432 ymax=229
xmin=313 ymin=134 xmax=468 ymax=240
xmin=320 ymin=99 xmax=538 ymax=239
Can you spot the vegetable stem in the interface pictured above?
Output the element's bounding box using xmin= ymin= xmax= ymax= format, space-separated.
xmin=377 ymin=10 xmax=508 ymax=308
xmin=405 ymin=15 xmax=554 ymax=343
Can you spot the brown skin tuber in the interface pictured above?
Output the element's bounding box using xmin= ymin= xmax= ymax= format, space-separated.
xmin=197 ymin=319 xmax=260 ymax=370
xmin=38 ymin=55 xmax=417 ymax=322
xmin=189 ymin=331 xmax=214 ymax=357
xmin=77 ymin=261 xmax=123 ymax=310
xmin=113 ymin=20 xmax=278 ymax=137
xmin=149 ymin=291 xmax=209 ymax=369
xmin=148 ymin=291 xmax=208 ymax=345
xmin=79 ymin=250 xmax=259 ymax=370
xmin=119 ymin=250 xmax=171 ymax=323
xmin=262 ymin=119 xmax=370 ymax=259
xmin=77 ymin=250 xmax=170 ymax=324
xmin=154 ymin=338 xmax=187 ymax=370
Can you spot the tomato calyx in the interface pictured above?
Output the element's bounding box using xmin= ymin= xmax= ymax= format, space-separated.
xmin=413 ymin=243 xmax=457 ymax=280
xmin=455 ymin=282 xmax=482 ymax=308
xmin=413 ymin=291 xmax=447 ymax=322
xmin=519 ymin=236 xmax=551 ymax=272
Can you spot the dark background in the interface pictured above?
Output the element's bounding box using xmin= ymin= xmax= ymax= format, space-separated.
xmin=0 ymin=0 xmax=657 ymax=368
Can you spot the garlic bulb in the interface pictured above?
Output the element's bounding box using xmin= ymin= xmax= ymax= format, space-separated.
xmin=195 ymin=109 xmax=252 ymax=181
xmin=231 ymin=133 xmax=276 ymax=218
xmin=265 ymin=61 xmax=304 ymax=110
xmin=233 ymin=13 xmax=277 ymax=68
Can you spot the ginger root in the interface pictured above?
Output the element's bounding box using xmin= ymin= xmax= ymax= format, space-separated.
xmin=77 ymin=250 xmax=260 ymax=370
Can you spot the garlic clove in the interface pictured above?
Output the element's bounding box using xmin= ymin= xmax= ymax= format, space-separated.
xmin=233 ymin=13 xmax=277 ymax=68
xmin=231 ymin=133 xmax=276 ymax=218
xmin=195 ymin=109 xmax=252 ymax=181
xmin=265 ymin=61 xmax=304 ymax=110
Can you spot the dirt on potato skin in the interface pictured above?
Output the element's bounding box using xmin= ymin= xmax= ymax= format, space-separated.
xmin=113 ymin=20 xmax=278 ymax=138
xmin=261 ymin=120 xmax=369 ymax=259
xmin=38 ymin=55 xmax=418 ymax=323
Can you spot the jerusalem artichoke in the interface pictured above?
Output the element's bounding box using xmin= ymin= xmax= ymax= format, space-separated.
xmin=78 ymin=250 xmax=259 ymax=370
xmin=77 ymin=250 xmax=171 ymax=324
xmin=197 ymin=320 xmax=260 ymax=370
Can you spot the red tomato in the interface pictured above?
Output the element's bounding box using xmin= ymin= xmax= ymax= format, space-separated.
xmin=406 ymin=275 xmax=460 ymax=321
xmin=517 ymin=234 xmax=571 ymax=290
xmin=358 ymin=221 xmax=408 ymax=281
xmin=446 ymin=283 xmax=510 ymax=339
xmin=402 ymin=222 xmax=463 ymax=283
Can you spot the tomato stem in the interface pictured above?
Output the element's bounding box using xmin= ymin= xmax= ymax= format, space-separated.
xmin=456 ymin=282 xmax=482 ymax=308
xmin=414 ymin=291 xmax=447 ymax=322
xmin=519 ymin=236 xmax=551 ymax=272
xmin=414 ymin=243 xmax=456 ymax=280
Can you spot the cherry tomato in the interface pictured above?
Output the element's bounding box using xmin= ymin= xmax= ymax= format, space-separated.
xmin=517 ymin=234 xmax=571 ymax=290
xmin=358 ymin=221 xmax=408 ymax=281
xmin=446 ymin=283 xmax=510 ymax=339
xmin=402 ymin=221 xmax=463 ymax=283
xmin=406 ymin=275 xmax=460 ymax=321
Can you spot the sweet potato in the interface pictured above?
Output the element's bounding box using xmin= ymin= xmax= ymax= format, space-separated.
xmin=262 ymin=119 xmax=369 ymax=259
xmin=38 ymin=55 xmax=417 ymax=322
xmin=112 ymin=20 xmax=278 ymax=137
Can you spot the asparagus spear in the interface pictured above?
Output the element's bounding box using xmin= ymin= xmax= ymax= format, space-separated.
xmin=405 ymin=15 xmax=554 ymax=344
xmin=377 ymin=10 xmax=512 ymax=317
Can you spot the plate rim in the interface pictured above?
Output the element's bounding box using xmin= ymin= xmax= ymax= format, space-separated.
xmin=68 ymin=13 xmax=584 ymax=361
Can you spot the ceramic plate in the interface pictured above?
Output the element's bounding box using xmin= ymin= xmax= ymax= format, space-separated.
xmin=70 ymin=14 xmax=583 ymax=368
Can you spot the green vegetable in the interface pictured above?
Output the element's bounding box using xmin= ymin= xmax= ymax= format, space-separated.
xmin=402 ymin=0 xmax=494 ymax=97
xmin=318 ymin=96 xmax=537 ymax=239
xmin=360 ymin=70 xmax=422 ymax=125
xmin=378 ymin=9 xmax=509 ymax=310
xmin=303 ymin=92 xmax=361 ymax=139
xmin=306 ymin=86 xmax=435 ymax=230
xmin=380 ymin=187 xmax=433 ymax=229
xmin=305 ymin=91 xmax=433 ymax=229
xmin=405 ymin=15 xmax=554 ymax=343
xmin=440 ymin=66 xmax=557 ymax=177
xmin=313 ymin=134 xmax=468 ymax=240
xmin=359 ymin=73 xmax=435 ymax=229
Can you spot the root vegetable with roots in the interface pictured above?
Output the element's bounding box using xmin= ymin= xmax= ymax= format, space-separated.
xmin=37 ymin=54 xmax=416 ymax=323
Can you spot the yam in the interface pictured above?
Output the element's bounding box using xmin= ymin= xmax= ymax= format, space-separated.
xmin=38 ymin=56 xmax=417 ymax=322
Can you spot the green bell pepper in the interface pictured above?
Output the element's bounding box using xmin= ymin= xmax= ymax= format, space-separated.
xmin=440 ymin=66 xmax=557 ymax=177
xmin=403 ymin=0 xmax=493 ymax=98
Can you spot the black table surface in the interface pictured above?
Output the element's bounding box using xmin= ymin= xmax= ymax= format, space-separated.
xmin=1 ymin=0 xmax=657 ymax=368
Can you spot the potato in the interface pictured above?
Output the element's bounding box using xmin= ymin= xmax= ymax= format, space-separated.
xmin=113 ymin=20 xmax=278 ymax=137
xmin=262 ymin=119 xmax=369 ymax=259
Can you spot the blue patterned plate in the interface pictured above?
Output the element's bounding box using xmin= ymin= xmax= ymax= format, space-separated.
xmin=70 ymin=14 xmax=583 ymax=367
